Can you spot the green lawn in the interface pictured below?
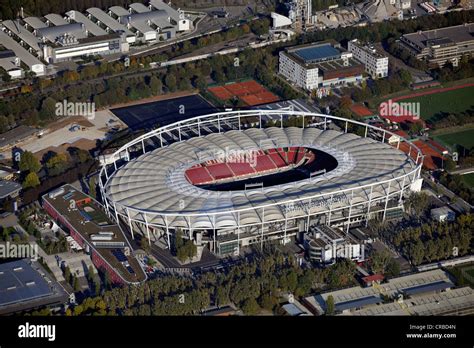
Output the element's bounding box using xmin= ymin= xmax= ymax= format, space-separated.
xmin=461 ymin=173 xmax=474 ymax=189
xmin=434 ymin=129 xmax=474 ymax=150
xmin=466 ymin=268 xmax=474 ymax=278
xmin=402 ymin=86 xmax=474 ymax=122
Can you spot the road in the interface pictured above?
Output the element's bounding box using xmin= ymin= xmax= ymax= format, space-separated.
xmin=422 ymin=173 xmax=472 ymax=213
xmin=449 ymin=166 xmax=474 ymax=175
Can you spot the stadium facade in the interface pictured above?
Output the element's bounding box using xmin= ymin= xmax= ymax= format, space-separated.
xmin=98 ymin=110 xmax=423 ymax=256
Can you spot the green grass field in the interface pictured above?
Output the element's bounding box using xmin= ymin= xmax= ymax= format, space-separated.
xmin=402 ymin=86 xmax=474 ymax=121
xmin=434 ymin=128 xmax=474 ymax=150
xmin=461 ymin=173 xmax=474 ymax=189
xmin=466 ymin=268 xmax=474 ymax=278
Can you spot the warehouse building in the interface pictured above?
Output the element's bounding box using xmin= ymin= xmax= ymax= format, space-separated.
xmin=0 ymin=259 xmax=68 ymax=315
xmin=0 ymin=49 xmax=23 ymax=79
xmin=0 ymin=0 xmax=192 ymax=72
xmin=303 ymin=269 xmax=459 ymax=315
xmin=0 ymin=30 xmax=45 ymax=76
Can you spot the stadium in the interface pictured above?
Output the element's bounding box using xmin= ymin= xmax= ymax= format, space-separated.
xmin=98 ymin=110 xmax=424 ymax=256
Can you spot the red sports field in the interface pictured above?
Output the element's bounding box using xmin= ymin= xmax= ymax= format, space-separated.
xmin=208 ymin=80 xmax=279 ymax=106
xmin=397 ymin=140 xmax=446 ymax=171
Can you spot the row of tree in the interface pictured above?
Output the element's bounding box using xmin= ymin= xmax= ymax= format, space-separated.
xmin=59 ymin=247 xmax=358 ymax=316
xmin=439 ymin=172 xmax=474 ymax=205
xmin=380 ymin=214 xmax=473 ymax=266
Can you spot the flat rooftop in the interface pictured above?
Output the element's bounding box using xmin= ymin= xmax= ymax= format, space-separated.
xmin=352 ymin=286 xmax=474 ymax=316
xmin=292 ymin=44 xmax=341 ymax=63
xmin=0 ymin=180 xmax=21 ymax=199
xmin=0 ymin=125 xmax=38 ymax=149
xmin=304 ymin=269 xmax=455 ymax=314
xmin=0 ymin=259 xmax=53 ymax=307
xmin=43 ymin=185 xmax=146 ymax=284
xmin=402 ymin=23 xmax=474 ymax=48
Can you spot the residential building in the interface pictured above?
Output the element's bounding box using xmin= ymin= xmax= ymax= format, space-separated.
xmin=279 ymin=41 xmax=364 ymax=90
xmin=348 ymin=39 xmax=388 ymax=78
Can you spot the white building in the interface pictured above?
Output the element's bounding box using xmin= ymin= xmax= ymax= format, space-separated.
xmin=304 ymin=225 xmax=363 ymax=264
xmin=279 ymin=41 xmax=364 ymax=90
xmin=348 ymin=39 xmax=388 ymax=78
xmin=431 ymin=206 xmax=456 ymax=222
xmin=271 ymin=12 xmax=293 ymax=29
xmin=288 ymin=0 xmax=313 ymax=29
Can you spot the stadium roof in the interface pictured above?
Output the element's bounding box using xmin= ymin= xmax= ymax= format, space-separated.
xmin=0 ymin=259 xmax=53 ymax=308
xmin=86 ymin=8 xmax=133 ymax=36
xmin=292 ymin=44 xmax=341 ymax=63
xmin=106 ymin=125 xmax=417 ymax=229
xmin=65 ymin=10 xmax=107 ymax=37
xmin=251 ymin=99 xmax=319 ymax=113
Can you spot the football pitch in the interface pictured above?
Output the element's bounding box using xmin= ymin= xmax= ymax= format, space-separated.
xmin=434 ymin=129 xmax=474 ymax=150
xmin=400 ymin=85 xmax=474 ymax=122
xmin=461 ymin=173 xmax=474 ymax=189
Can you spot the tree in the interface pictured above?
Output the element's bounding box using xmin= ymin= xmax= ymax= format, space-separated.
xmin=409 ymin=240 xmax=425 ymax=265
xmin=18 ymin=151 xmax=41 ymax=173
xmin=165 ymin=74 xmax=177 ymax=92
xmin=22 ymin=172 xmax=40 ymax=189
xmin=46 ymin=153 xmax=70 ymax=176
xmin=386 ymin=259 xmax=400 ymax=277
xmin=73 ymin=276 xmax=81 ymax=292
xmin=326 ymin=295 xmax=335 ymax=315
xmin=140 ymin=237 xmax=150 ymax=253
xmin=215 ymin=286 xmax=229 ymax=307
xmin=405 ymin=192 xmax=429 ymax=219
xmin=241 ymin=297 xmax=260 ymax=315
xmin=149 ymin=75 xmax=162 ymax=95
xmin=39 ymin=97 xmax=57 ymax=120
xmin=371 ymin=250 xmax=392 ymax=274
